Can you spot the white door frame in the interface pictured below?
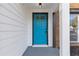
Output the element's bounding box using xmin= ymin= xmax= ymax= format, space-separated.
xmin=32 ymin=13 xmax=49 ymax=47
xmin=32 ymin=10 xmax=53 ymax=47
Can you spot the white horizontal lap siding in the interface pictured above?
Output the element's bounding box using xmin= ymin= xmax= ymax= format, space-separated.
xmin=0 ymin=4 xmax=28 ymax=56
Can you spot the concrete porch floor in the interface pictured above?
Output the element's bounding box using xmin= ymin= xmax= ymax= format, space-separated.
xmin=23 ymin=46 xmax=59 ymax=56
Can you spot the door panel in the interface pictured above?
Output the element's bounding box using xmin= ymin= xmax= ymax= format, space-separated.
xmin=33 ymin=13 xmax=48 ymax=45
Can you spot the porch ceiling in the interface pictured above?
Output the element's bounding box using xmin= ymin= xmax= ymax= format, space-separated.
xmin=21 ymin=3 xmax=59 ymax=12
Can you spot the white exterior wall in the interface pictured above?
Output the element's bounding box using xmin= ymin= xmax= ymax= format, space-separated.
xmin=0 ymin=4 xmax=29 ymax=56
xmin=59 ymin=3 xmax=70 ymax=56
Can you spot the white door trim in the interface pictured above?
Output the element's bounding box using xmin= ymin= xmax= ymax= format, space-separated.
xmin=31 ymin=10 xmax=53 ymax=47
xmin=32 ymin=45 xmax=48 ymax=47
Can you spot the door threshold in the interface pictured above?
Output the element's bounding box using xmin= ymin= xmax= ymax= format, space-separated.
xmin=32 ymin=45 xmax=48 ymax=47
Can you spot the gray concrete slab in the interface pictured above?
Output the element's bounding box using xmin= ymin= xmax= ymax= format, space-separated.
xmin=23 ymin=47 xmax=59 ymax=56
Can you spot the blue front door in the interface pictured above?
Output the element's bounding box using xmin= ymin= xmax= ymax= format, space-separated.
xmin=33 ymin=13 xmax=48 ymax=45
